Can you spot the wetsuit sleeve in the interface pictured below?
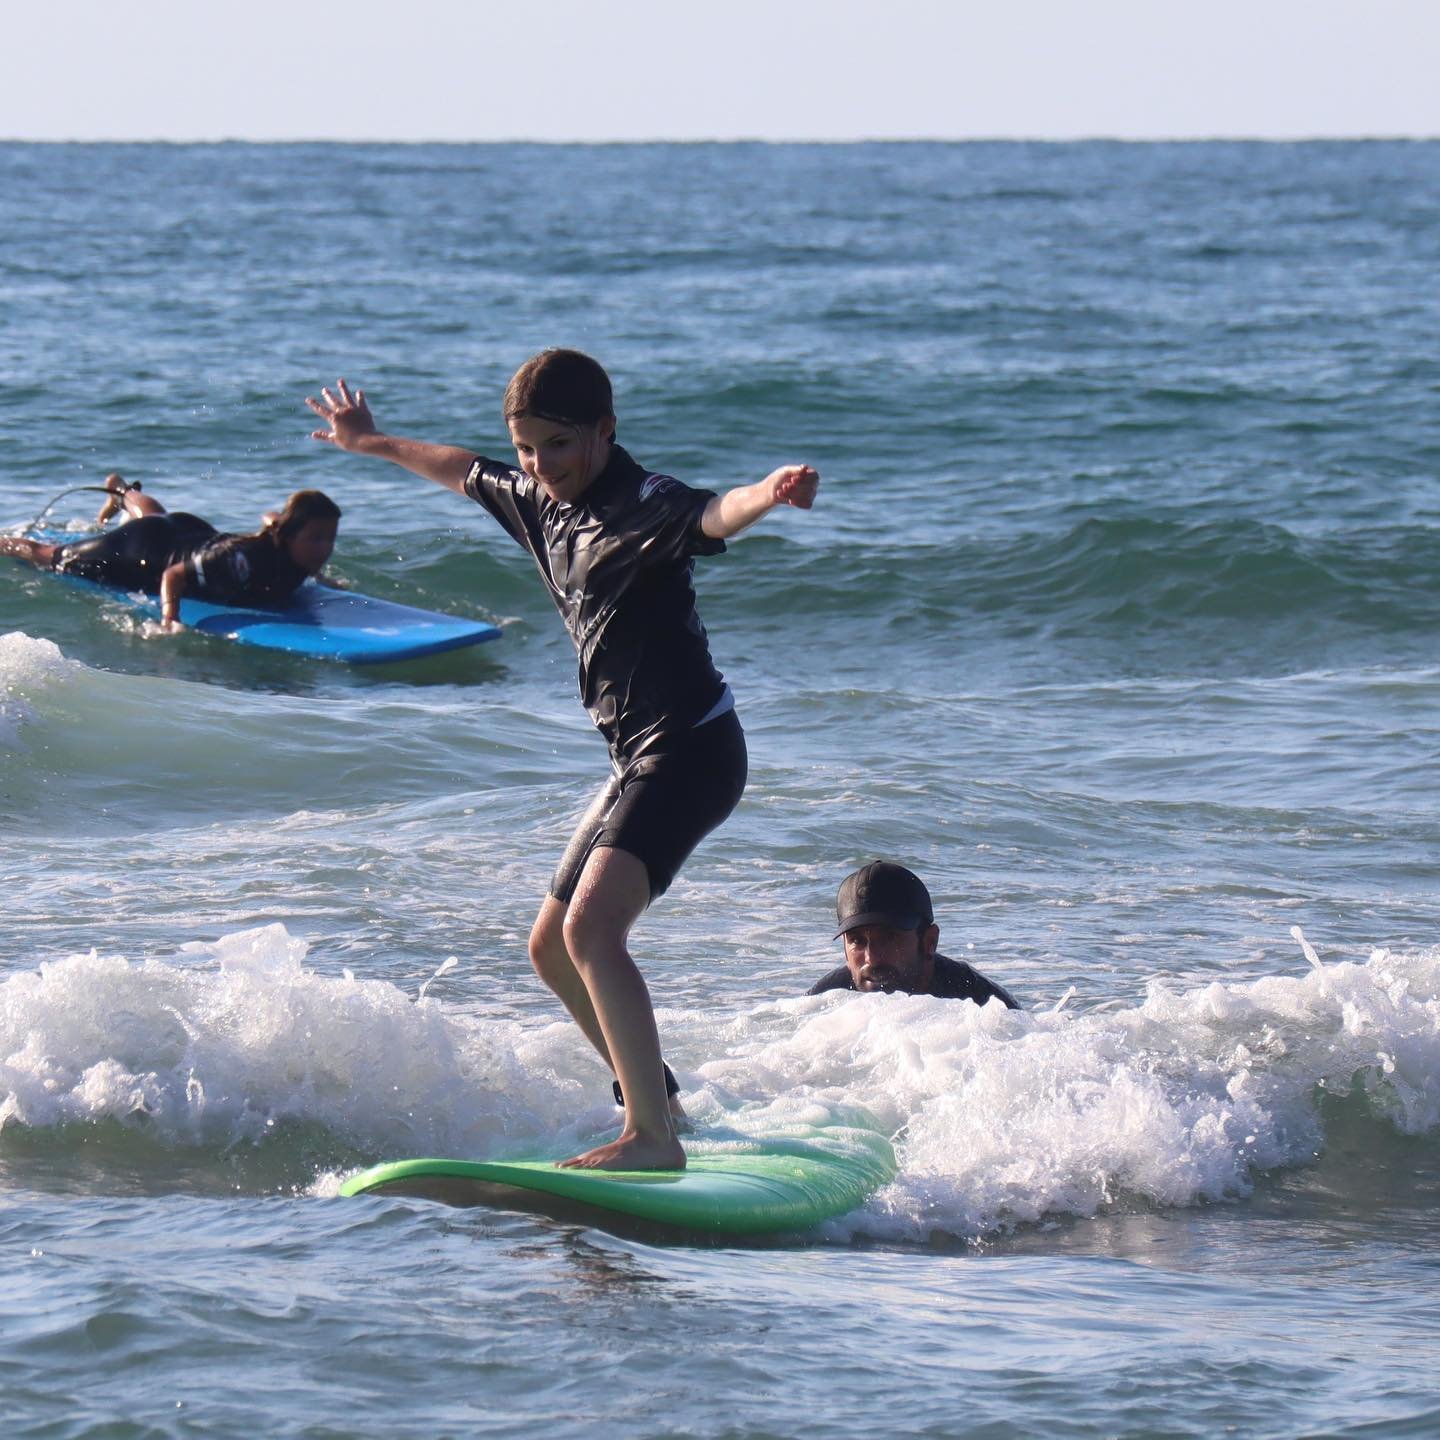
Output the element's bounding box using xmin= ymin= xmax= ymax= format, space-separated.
xmin=636 ymin=477 xmax=726 ymax=565
xmin=186 ymin=536 xmax=255 ymax=604
xmin=806 ymin=965 xmax=857 ymax=996
xmin=931 ymin=955 xmax=1021 ymax=1009
xmin=982 ymin=978 xmax=1021 ymax=1010
xmin=463 ymin=458 xmax=532 ymax=549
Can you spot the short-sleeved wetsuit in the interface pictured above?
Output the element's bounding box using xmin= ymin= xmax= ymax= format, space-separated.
xmin=463 ymin=443 xmax=746 ymax=901
xmin=807 ymin=953 xmax=1020 ymax=1009
xmin=184 ymin=532 xmax=310 ymax=605
xmin=54 ymin=516 xmax=311 ymax=608
xmin=54 ymin=513 xmax=216 ymax=592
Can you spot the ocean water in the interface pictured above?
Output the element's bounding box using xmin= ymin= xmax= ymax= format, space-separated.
xmin=3 ymin=140 xmax=1440 ymax=1437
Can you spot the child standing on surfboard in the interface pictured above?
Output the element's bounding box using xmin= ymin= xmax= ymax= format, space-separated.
xmin=307 ymin=352 xmax=817 ymax=1171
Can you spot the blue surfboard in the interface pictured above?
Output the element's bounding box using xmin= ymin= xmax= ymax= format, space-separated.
xmin=27 ymin=559 xmax=501 ymax=665
xmin=105 ymin=579 xmax=500 ymax=665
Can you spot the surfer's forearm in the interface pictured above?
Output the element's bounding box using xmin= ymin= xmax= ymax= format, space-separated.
xmin=347 ymin=433 xmax=475 ymax=495
xmin=159 ymin=562 xmax=186 ymax=629
xmin=307 ymin=379 xmax=473 ymax=493
xmin=701 ymin=464 xmax=820 ymax=539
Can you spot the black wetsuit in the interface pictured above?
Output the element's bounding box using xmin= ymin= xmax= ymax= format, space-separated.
xmin=807 ymin=953 xmax=1020 ymax=1008
xmin=184 ymin=533 xmax=309 ymax=605
xmin=55 ymin=517 xmax=308 ymax=607
xmin=463 ymin=444 xmax=745 ymax=900
xmin=54 ymin=513 xmax=216 ymax=592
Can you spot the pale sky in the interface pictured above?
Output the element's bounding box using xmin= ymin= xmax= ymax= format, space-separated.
xmin=6 ymin=0 xmax=1439 ymax=142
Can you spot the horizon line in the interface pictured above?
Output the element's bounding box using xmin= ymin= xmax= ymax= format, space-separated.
xmin=3 ymin=133 xmax=1438 ymax=146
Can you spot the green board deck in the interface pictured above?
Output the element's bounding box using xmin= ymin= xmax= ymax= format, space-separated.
xmin=340 ymin=1128 xmax=897 ymax=1237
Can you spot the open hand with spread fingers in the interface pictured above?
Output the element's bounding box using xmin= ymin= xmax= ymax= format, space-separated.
xmin=306 ymin=378 xmax=378 ymax=453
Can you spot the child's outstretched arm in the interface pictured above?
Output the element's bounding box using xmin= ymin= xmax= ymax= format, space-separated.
xmin=306 ymin=378 xmax=476 ymax=495
xmin=700 ymin=464 xmax=819 ymax=540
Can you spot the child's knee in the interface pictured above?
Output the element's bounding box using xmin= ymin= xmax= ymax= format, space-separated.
xmin=561 ymin=904 xmax=620 ymax=969
xmin=559 ymin=907 xmax=590 ymax=964
xmin=527 ymin=906 xmax=569 ymax=979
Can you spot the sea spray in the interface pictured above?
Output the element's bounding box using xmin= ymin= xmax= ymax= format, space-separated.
xmin=692 ymin=941 xmax=1440 ymax=1242
xmin=0 ymin=925 xmax=531 ymax=1155
xmin=3 ymin=924 xmax=1436 ymax=1239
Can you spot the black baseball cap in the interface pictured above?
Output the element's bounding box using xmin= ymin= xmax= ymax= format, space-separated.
xmin=834 ymin=862 xmax=934 ymax=937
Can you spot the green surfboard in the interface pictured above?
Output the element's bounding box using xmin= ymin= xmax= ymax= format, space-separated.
xmin=340 ymin=1126 xmax=896 ymax=1237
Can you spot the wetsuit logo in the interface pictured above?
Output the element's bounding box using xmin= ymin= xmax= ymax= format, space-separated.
xmin=639 ymin=473 xmax=680 ymax=502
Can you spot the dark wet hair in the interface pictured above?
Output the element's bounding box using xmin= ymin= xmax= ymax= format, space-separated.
xmin=264 ymin=490 xmax=341 ymax=543
xmin=503 ymin=349 xmax=615 ymax=431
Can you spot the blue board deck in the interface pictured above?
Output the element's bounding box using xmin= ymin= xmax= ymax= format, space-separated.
xmin=120 ymin=581 xmax=499 ymax=664
xmin=33 ymin=564 xmax=502 ymax=665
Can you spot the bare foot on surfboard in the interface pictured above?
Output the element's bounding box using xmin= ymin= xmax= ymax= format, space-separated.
xmin=560 ymin=1129 xmax=686 ymax=1171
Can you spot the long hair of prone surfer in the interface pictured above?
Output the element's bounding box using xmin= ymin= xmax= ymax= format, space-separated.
xmin=263 ymin=490 xmax=342 ymax=544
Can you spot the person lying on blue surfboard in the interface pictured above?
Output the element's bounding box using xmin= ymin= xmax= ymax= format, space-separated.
xmin=1 ymin=474 xmax=342 ymax=631
xmin=809 ymin=862 xmax=1019 ymax=1007
xmin=308 ymin=353 xmax=819 ymax=1172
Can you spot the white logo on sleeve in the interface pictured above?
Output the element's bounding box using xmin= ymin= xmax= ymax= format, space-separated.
xmin=639 ymin=473 xmax=680 ymax=501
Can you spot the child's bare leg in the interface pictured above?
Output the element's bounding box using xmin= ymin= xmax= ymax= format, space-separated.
xmin=0 ymin=536 xmax=59 ymax=567
xmin=97 ymin=474 xmax=165 ymax=523
xmin=530 ymin=895 xmax=614 ymax=1062
xmin=554 ymin=846 xmax=684 ymax=1171
xmin=530 ymin=893 xmax=691 ymax=1128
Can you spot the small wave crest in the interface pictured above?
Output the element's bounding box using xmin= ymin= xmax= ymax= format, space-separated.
xmin=0 ymin=926 xmax=535 ymax=1160
xmin=799 ymin=932 xmax=1440 ymax=1241
xmin=2 ymin=925 xmax=1436 ymax=1240
xmin=711 ymin=519 xmax=1440 ymax=669
xmin=0 ymin=629 xmax=563 ymax=823
xmin=0 ymin=631 xmax=75 ymax=744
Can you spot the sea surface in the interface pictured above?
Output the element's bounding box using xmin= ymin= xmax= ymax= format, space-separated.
xmin=3 ymin=140 xmax=1440 ymax=1438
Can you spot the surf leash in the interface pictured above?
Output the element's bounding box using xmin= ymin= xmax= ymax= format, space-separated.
xmin=18 ymin=485 xmax=116 ymax=535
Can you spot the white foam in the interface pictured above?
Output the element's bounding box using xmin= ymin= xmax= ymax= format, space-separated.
xmin=667 ymin=934 xmax=1440 ymax=1241
xmin=0 ymin=631 xmax=75 ymax=744
xmin=3 ymin=923 xmax=1437 ymax=1239
xmin=0 ymin=924 xmax=548 ymax=1156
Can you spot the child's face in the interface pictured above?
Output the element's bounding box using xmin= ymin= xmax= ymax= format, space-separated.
xmin=508 ymin=414 xmax=613 ymax=504
xmin=284 ymin=517 xmax=339 ymax=575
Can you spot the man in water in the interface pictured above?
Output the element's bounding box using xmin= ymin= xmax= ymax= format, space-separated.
xmin=808 ymin=861 xmax=1019 ymax=1007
